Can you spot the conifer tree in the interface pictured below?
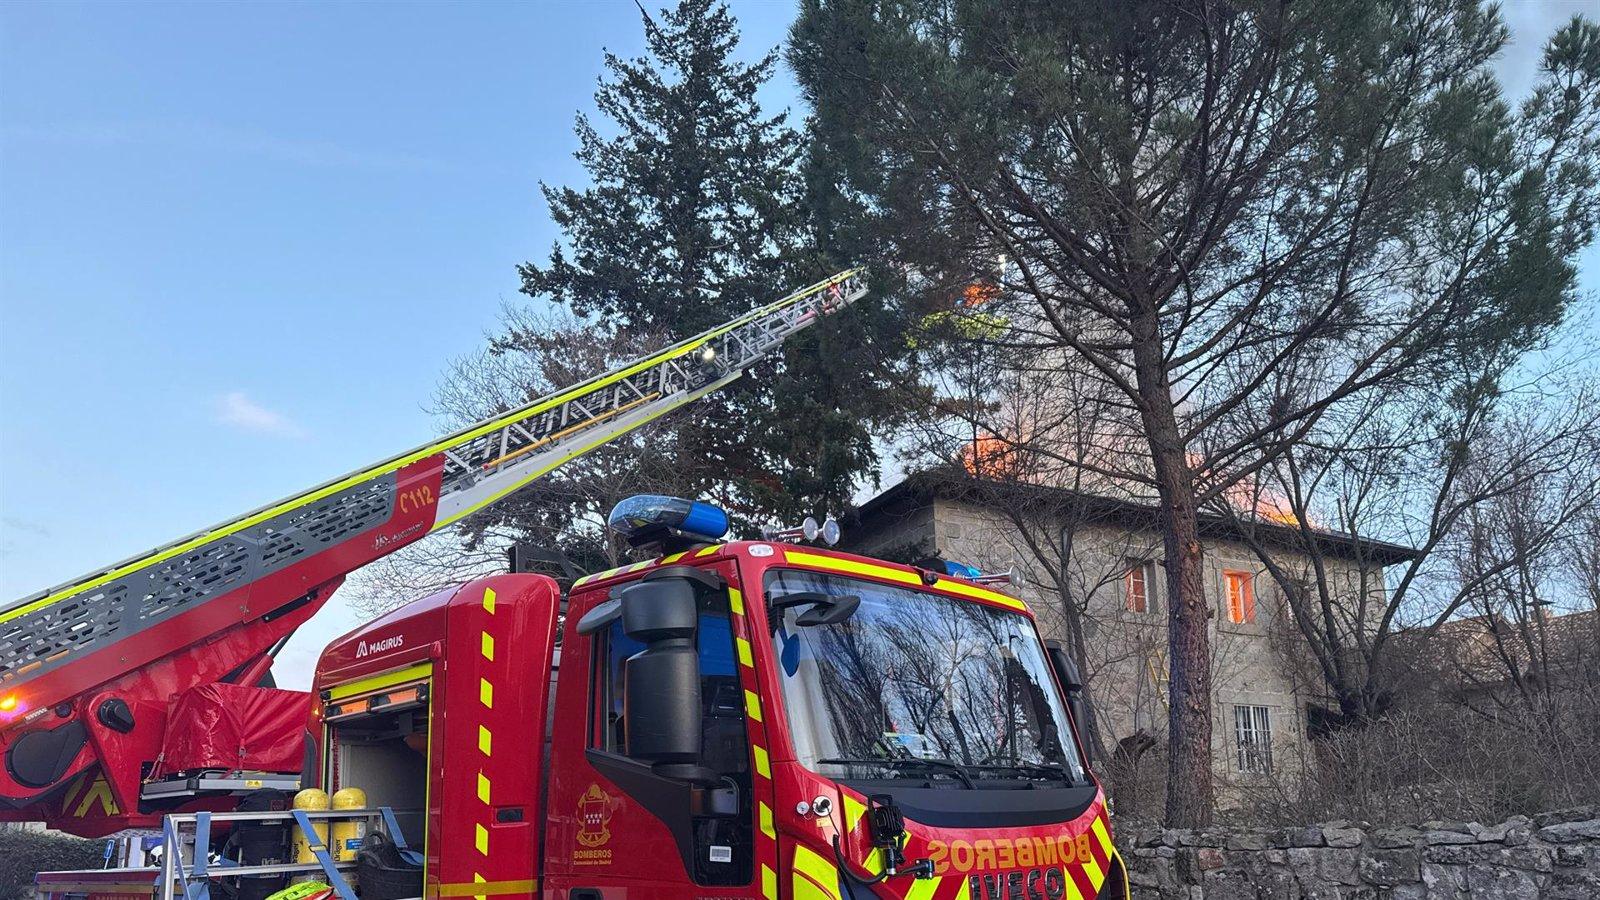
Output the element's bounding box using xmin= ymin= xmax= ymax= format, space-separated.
xmin=516 ymin=0 xmax=908 ymax=523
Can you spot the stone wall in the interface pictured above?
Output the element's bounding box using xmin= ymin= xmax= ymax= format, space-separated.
xmin=1117 ymin=806 xmax=1600 ymax=899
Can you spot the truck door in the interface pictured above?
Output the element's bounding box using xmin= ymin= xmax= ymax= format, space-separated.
xmin=545 ymin=561 xmax=770 ymax=898
xmin=432 ymin=574 xmax=560 ymax=898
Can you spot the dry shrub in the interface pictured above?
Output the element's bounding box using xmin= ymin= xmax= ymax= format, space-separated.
xmin=1229 ymin=688 xmax=1600 ymax=826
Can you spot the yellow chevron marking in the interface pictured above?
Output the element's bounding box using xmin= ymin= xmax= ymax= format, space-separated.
xmin=695 ymin=544 xmax=723 ymax=557
xmin=744 ymin=689 xmax=762 ymax=722
xmin=476 ymin=772 xmax=490 ymax=804
xmin=474 ymin=823 xmax=489 ymax=855
xmin=479 ymin=677 xmax=493 ymax=709
xmin=761 ymin=864 xmax=778 ymax=900
xmin=1082 ymin=852 xmax=1104 ymax=892
xmin=736 ymin=637 xmax=753 ymax=667
xmin=792 ymin=845 xmax=842 ymax=900
xmin=661 ymin=551 xmax=687 ymax=564
xmin=71 ymin=776 xmax=118 ymax=817
xmin=482 ymin=587 xmax=496 ymax=614
xmin=906 ymin=875 xmax=942 ymax=900
xmin=1092 ymin=816 xmax=1114 ymax=857
xmin=481 ymin=633 xmax=494 ymax=662
xmin=759 ymin=801 xmax=775 ymax=839
xmin=478 ymin=725 xmax=492 ymax=756
xmin=752 ymin=744 xmax=770 ymax=779
xmin=843 ymin=793 xmax=868 ymax=830
xmin=729 ymin=587 xmax=744 ymax=615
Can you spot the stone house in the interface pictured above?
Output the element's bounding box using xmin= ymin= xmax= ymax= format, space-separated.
xmin=842 ymin=473 xmax=1417 ymax=808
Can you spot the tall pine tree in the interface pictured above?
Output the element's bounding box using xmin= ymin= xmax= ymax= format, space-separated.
xmin=517 ymin=0 xmax=907 ymax=522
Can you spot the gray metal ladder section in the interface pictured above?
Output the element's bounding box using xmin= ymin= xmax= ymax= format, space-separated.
xmin=0 ymin=269 xmax=867 ymax=692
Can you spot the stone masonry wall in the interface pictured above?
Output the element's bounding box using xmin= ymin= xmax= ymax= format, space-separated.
xmin=1117 ymin=806 xmax=1600 ymax=899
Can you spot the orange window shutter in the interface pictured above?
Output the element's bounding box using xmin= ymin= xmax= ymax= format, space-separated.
xmin=1243 ymin=574 xmax=1255 ymax=622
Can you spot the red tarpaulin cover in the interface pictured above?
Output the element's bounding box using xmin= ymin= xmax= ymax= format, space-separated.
xmin=151 ymin=683 xmax=309 ymax=778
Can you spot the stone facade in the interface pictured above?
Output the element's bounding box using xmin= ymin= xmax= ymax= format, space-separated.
xmin=1116 ymin=806 xmax=1600 ymax=899
xmin=845 ymin=477 xmax=1412 ymax=806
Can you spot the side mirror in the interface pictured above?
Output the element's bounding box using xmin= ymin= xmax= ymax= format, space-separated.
xmin=620 ymin=577 xmax=702 ymax=764
xmin=1045 ymin=640 xmax=1093 ymax=764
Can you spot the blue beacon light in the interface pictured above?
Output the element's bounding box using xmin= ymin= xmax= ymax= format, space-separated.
xmin=942 ymin=560 xmax=984 ymax=579
xmin=607 ymin=494 xmax=730 ymax=548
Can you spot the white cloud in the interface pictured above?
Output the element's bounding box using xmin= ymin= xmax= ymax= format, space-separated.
xmin=217 ymin=391 xmax=307 ymax=438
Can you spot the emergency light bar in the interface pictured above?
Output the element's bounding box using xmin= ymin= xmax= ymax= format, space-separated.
xmin=608 ymin=495 xmax=730 ymax=548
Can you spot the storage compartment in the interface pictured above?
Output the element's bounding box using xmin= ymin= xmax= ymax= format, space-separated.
xmin=328 ymin=703 xmax=429 ymax=855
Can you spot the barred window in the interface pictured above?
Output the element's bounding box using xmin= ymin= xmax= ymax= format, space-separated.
xmin=1234 ymin=704 xmax=1273 ymax=774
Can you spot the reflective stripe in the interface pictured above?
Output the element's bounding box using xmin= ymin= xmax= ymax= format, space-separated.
xmin=784 ymin=551 xmax=923 ymax=587
xmin=1081 ymin=852 xmax=1104 ymax=891
xmin=1092 ymin=816 xmax=1115 ymax=857
xmin=933 ymin=576 xmax=1027 ymax=611
xmin=326 ymin=662 xmax=431 ymax=701
xmin=783 ymin=550 xmax=1027 ymax=610
xmin=759 ymin=801 xmax=775 ymax=838
xmin=791 ymin=845 xmax=842 ymax=900
xmin=432 ymin=877 xmax=535 ymax=897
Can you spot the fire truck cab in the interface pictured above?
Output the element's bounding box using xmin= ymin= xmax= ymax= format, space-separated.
xmin=309 ymin=498 xmax=1127 ymax=900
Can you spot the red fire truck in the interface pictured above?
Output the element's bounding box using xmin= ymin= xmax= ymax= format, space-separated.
xmin=310 ymin=496 xmax=1126 ymax=900
xmin=4 ymin=268 xmax=1125 ymax=898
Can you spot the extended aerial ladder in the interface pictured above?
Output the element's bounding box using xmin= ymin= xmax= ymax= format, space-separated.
xmin=0 ymin=269 xmax=866 ymax=836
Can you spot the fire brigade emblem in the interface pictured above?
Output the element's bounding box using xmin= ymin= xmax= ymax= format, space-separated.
xmin=576 ymin=783 xmax=615 ymax=848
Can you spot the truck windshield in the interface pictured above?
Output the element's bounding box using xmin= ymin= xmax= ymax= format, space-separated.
xmin=765 ymin=569 xmax=1085 ymax=784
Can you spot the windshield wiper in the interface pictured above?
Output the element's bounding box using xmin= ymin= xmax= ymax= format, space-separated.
xmin=815 ymin=756 xmax=976 ymax=789
xmin=967 ymin=762 xmax=1077 ymax=784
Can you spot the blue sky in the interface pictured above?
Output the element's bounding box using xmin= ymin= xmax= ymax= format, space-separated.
xmin=1 ymin=1 xmax=1594 ymax=688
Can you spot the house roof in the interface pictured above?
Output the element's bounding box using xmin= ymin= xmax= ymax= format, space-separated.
xmin=850 ymin=470 xmax=1420 ymax=567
